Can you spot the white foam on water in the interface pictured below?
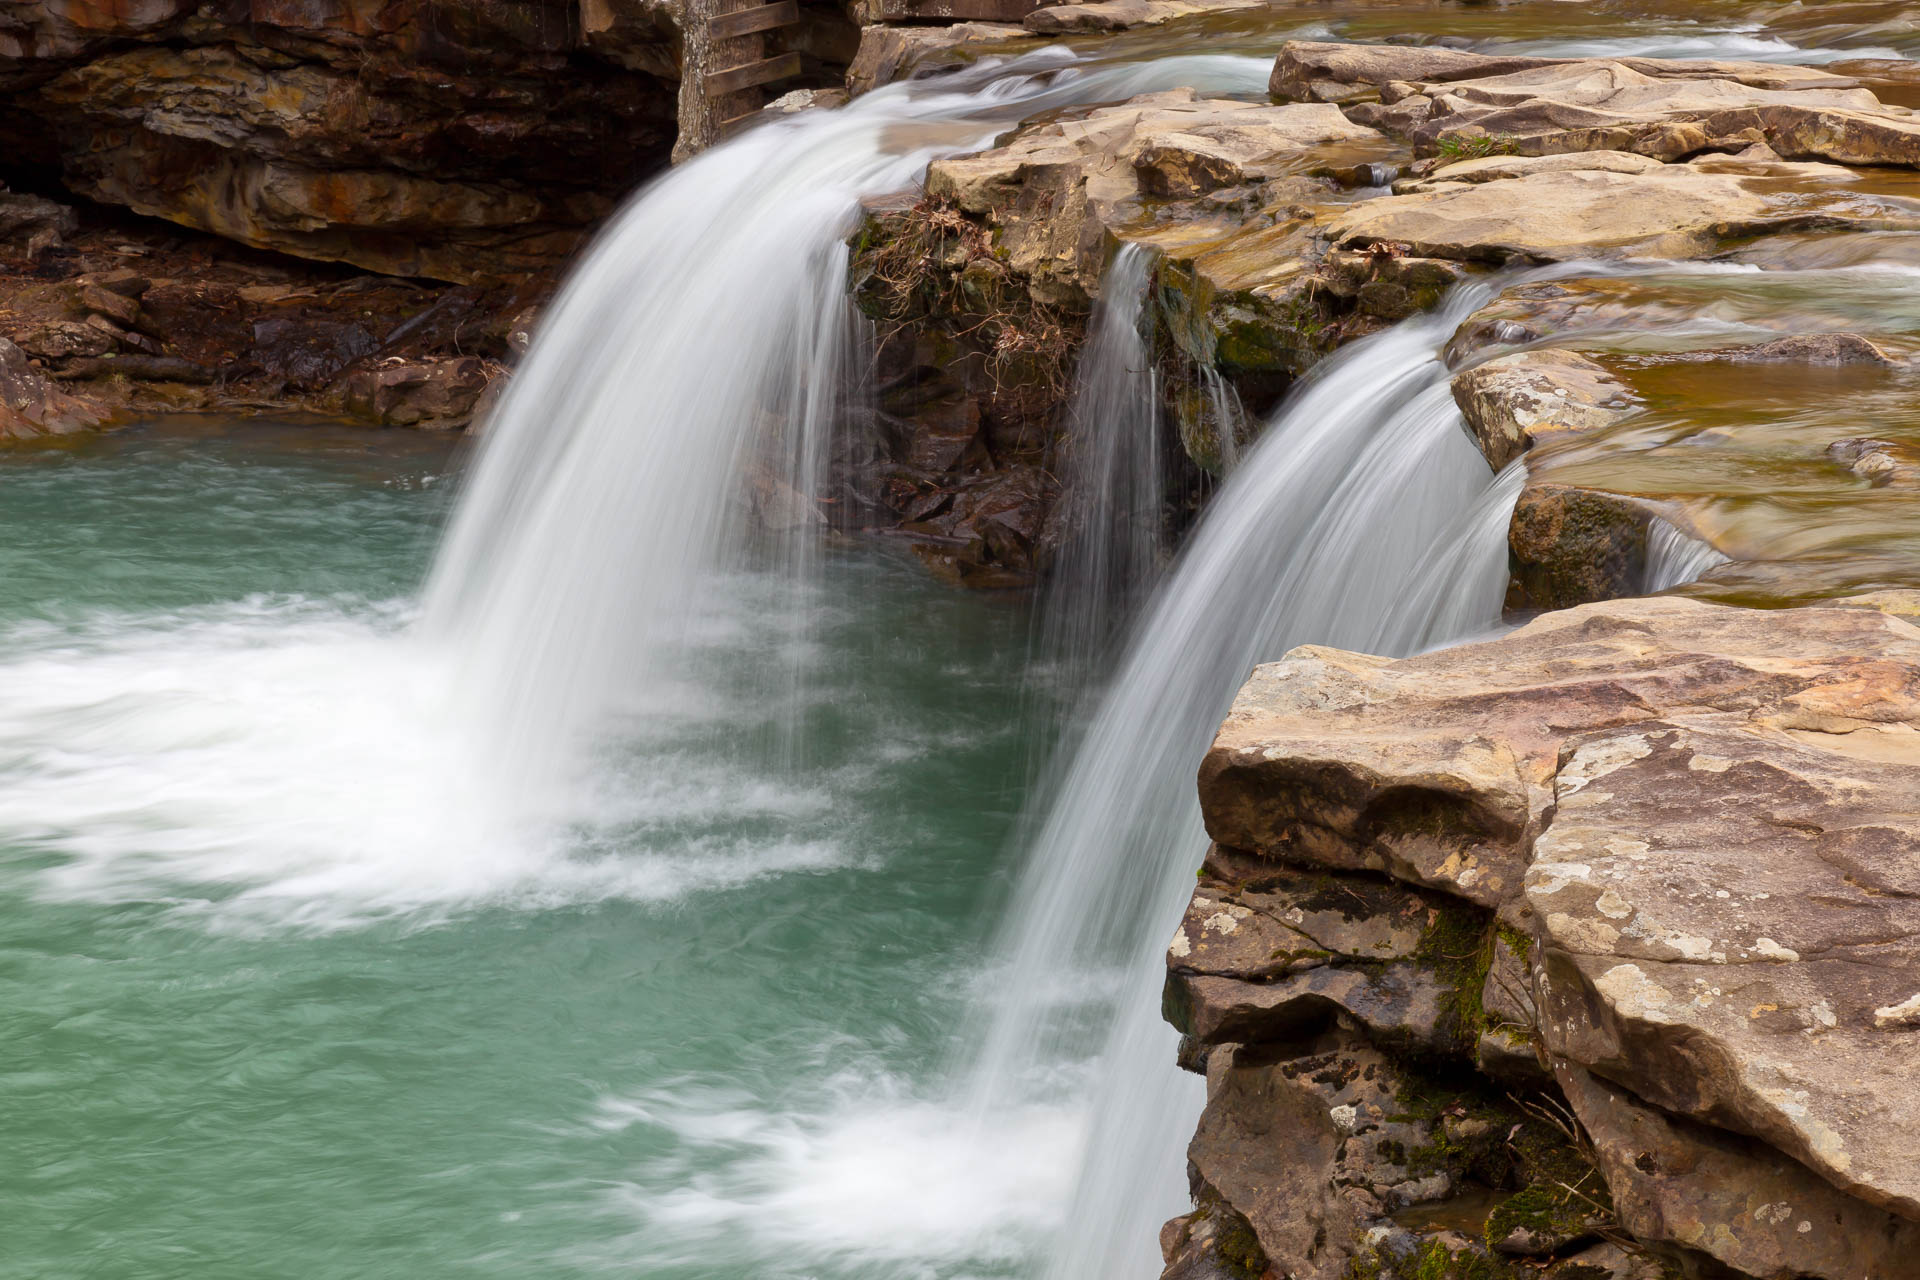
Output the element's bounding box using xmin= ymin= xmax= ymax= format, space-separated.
xmin=0 ymin=595 xmax=850 ymax=932
xmin=589 ymin=1073 xmax=1085 ymax=1275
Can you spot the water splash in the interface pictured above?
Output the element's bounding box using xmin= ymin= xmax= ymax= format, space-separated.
xmin=963 ymin=285 xmax=1525 ymax=1279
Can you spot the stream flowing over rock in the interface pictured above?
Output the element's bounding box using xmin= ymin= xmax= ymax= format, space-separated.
xmin=7 ymin=4 xmax=1920 ymax=1278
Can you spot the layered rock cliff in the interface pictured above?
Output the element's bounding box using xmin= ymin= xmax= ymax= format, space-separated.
xmin=1166 ymin=591 xmax=1920 ymax=1280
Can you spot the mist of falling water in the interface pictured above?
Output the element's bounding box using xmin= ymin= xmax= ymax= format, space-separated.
xmin=1045 ymin=242 xmax=1166 ymax=665
xmin=964 ymin=284 xmax=1526 ymax=1280
xmin=417 ymin=49 xmax=1270 ymax=817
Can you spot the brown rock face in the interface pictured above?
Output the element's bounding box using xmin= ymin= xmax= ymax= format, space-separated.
xmin=0 ymin=1 xmax=681 ymax=281
xmin=0 ymin=335 xmax=105 ymax=437
xmin=1176 ymin=595 xmax=1920 ymax=1280
xmin=1507 ymin=482 xmax=1655 ymax=609
xmin=1271 ymin=40 xmax=1920 ymax=172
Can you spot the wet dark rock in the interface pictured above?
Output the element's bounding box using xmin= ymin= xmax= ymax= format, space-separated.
xmin=1508 ymin=483 xmax=1654 ymax=610
xmin=251 ymin=317 xmax=378 ymax=387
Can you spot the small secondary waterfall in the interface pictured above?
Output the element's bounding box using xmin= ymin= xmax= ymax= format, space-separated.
xmin=965 ymin=286 xmax=1525 ymax=1280
xmin=1645 ymin=515 xmax=1731 ymax=592
xmin=1044 ymin=243 xmax=1165 ymax=665
xmin=419 ymin=49 xmax=1269 ymax=817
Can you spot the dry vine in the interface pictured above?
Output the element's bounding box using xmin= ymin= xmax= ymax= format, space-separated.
xmin=854 ymin=198 xmax=1080 ymax=403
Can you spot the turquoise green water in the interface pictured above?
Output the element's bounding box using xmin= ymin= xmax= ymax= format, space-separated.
xmin=0 ymin=423 xmax=1066 ymax=1279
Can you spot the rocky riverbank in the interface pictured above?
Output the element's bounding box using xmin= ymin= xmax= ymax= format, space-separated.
xmin=1166 ymin=589 xmax=1920 ymax=1280
xmin=829 ymin=26 xmax=1920 ymax=1280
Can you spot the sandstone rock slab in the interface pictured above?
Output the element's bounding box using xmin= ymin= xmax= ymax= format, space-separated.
xmin=1326 ymin=168 xmax=1778 ymax=264
xmin=1531 ymin=714 xmax=1920 ymax=1220
xmin=1450 ymin=348 xmax=1639 ymax=471
xmin=1199 ymin=597 xmax=1920 ymax=910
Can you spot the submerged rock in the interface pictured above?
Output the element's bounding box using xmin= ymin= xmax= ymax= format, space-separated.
xmin=1728 ymin=331 xmax=1897 ymax=365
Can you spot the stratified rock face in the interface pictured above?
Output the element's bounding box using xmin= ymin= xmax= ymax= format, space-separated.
xmin=845 ymin=89 xmax=1406 ymax=584
xmin=0 ymin=0 xmax=681 ymax=281
xmin=1271 ymin=41 xmax=1920 ymax=171
xmin=1171 ymin=595 xmax=1920 ymax=1280
xmin=921 ymin=90 xmax=1381 ymax=307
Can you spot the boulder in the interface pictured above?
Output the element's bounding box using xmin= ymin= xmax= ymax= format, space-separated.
xmin=336 ymin=356 xmax=501 ymax=428
xmin=0 ymin=337 xmax=106 ymax=439
xmin=845 ymin=22 xmax=1028 ymax=96
xmin=1729 ymin=331 xmax=1897 ymax=365
xmin=0 ymin=189 xmax=77 ymax=259
xmin=1531 ymin=715 xmax=1920 ymax=1219
xmin=1197 ymin=597 xmax=1920 ymax=911
xmin=1449 ymin=348 xmax=1639 ymax=471
xmin=1508 ymin=482 xmax=1656 ymax=610
xmin=1325 ymin=168 xmax=1779 ymax=264
xmin=1192 ymin=595 xmax=1920 ymax=1260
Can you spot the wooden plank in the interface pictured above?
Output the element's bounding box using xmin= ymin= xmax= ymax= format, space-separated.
xmin=704 ymin=51 xmax=801 ymax=98
xmin=713 ymin=108 xmax=764 ymax=139
xmin=709 ymin=1 xmax=798 ymax=40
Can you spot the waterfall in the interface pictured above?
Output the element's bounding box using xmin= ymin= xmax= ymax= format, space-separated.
xmin=1644 ymin=515 xmax=1731 ymax=592
xmin=963 ymin=285 xmax=1524 ymax=1280
xmin=1044 ymin=242 xmax=1165 ymax=666
xmin=417 ymin=49 xmax=1269 ymax=817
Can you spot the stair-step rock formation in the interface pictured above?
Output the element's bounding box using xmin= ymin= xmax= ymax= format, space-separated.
xmin=1163 ymin=593 xmax=1920 ymax=1280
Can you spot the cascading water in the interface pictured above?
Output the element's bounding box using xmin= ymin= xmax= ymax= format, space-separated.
xmin=1043 ymin=242 xmax=1166 ymax=665
xmin=964 ymin=283 xmax=1527 ymax=1279
xmin=1645 ymin=515 xmax=1732 ymax=592
xmin=418 ymin=49 xmax=1271 ymax=820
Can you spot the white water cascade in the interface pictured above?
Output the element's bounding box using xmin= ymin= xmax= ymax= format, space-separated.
xmin=965 ymin=285 xmax=1526 ymax=1280
xmin=417 ymin=48 xmax=1270 ymax=820
xmin=1645 ymin=515 xmax=1732 ymax=593
xmin=1044 ymin=242 xmax=1166 ymax=664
